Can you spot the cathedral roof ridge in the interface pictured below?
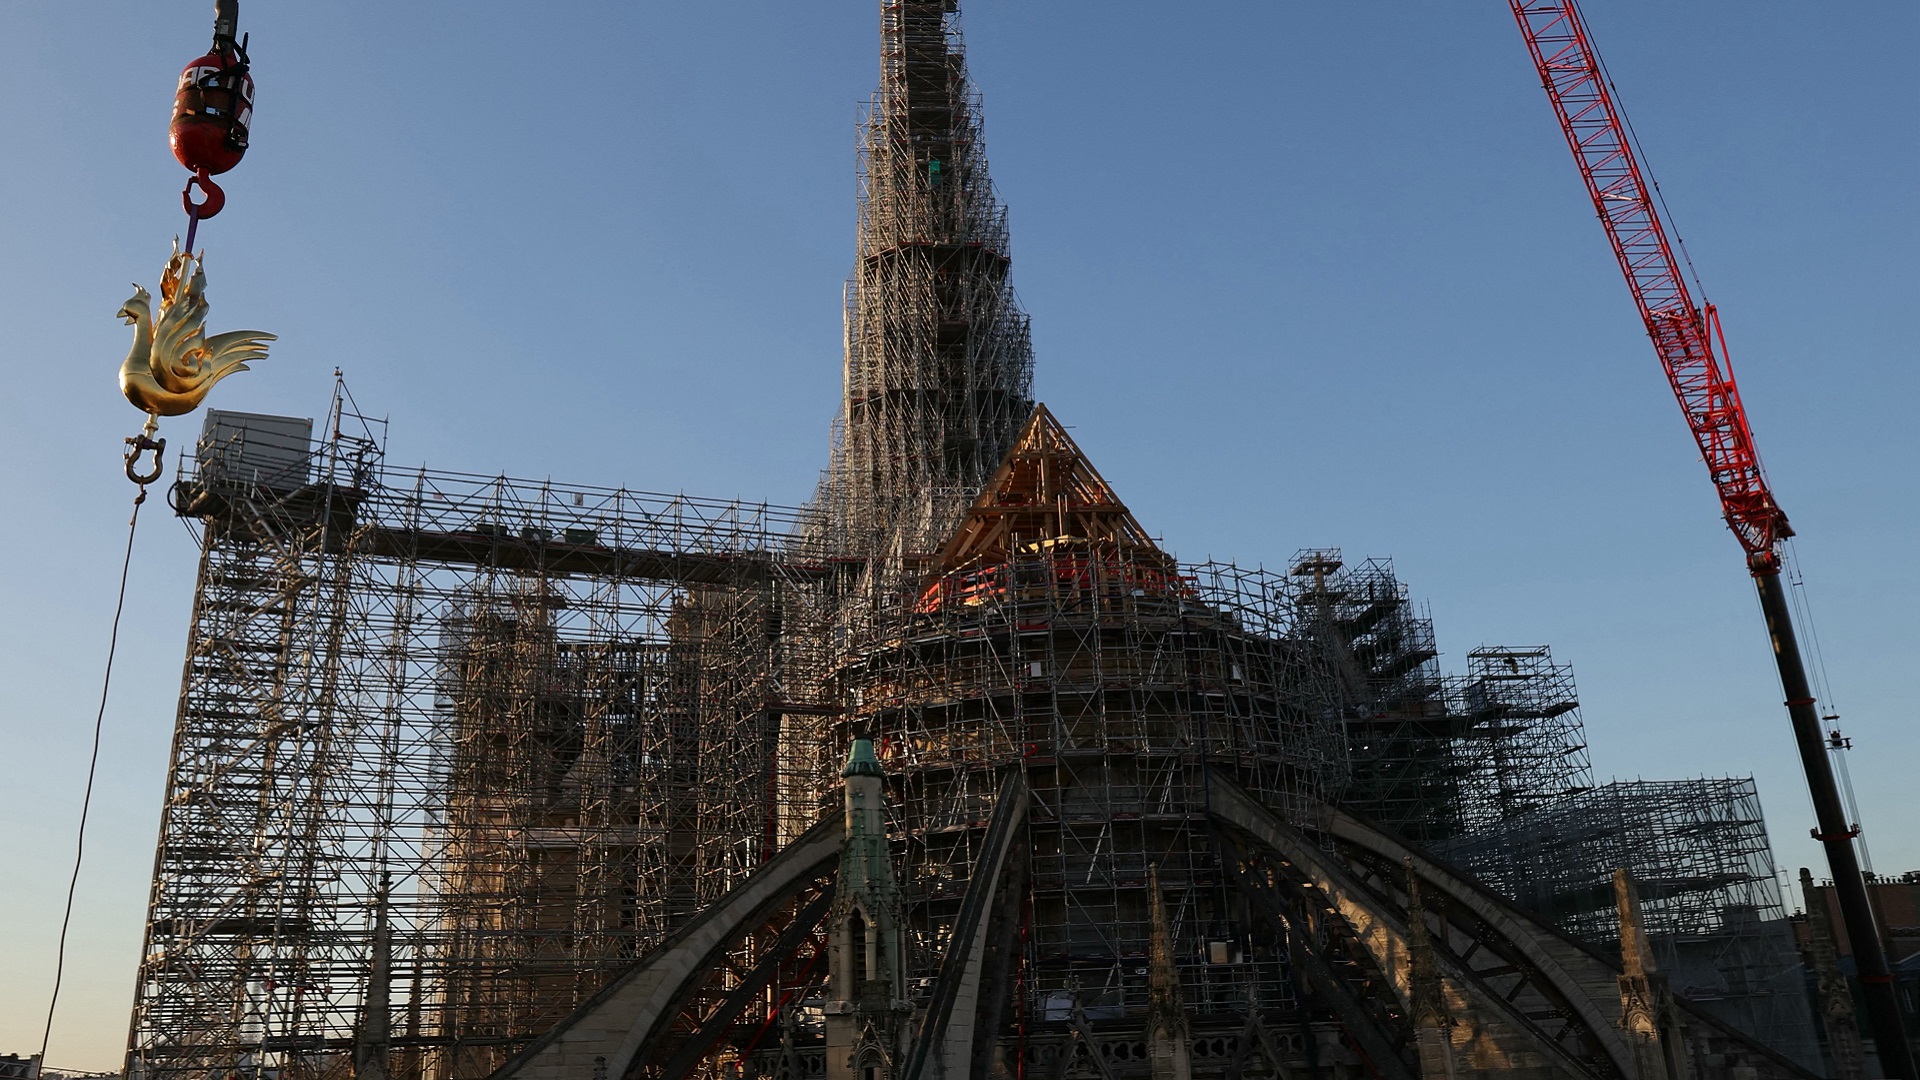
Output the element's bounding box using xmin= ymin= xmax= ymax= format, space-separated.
xmin=928 ymin=403 xmax=1166 ymax=578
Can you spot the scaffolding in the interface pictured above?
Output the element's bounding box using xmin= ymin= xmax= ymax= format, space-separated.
xmin=1291 ymin=551 xmax=1460 ymax=846
xmin=1450 ymin=645 xmax=1593 ymax=833
xmin=127 ymin=397 xmax=836 ymax=1080
xmin=813 ymin=0 xmax=1034 ymax=581
xmin=1292 ymin=548 xmax=1805 ymax=1066
xmin=1289 ymin=553 xmax=1593 ymax=847
xmin=843 ymin=553 xmax=1348 ymax=1012
xmin=1443 ymin=778 xmax=1820 ymax=1068
xmin=827 ymin=409 xmax=1348 ymax=1035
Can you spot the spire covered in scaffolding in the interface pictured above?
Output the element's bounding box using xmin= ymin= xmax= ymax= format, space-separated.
xmin=820 ymin=0 xmax=1035 ymax=569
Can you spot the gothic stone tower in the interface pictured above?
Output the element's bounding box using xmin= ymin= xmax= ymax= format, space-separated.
xmin=826 ymin=740 xmax=911 ymax=1080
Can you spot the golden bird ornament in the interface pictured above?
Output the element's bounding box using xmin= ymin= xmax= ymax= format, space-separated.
xmin=119 ymin=245 xmax=274 ymax=418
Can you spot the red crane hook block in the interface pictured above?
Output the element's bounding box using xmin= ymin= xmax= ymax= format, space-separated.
xmin=169 ymin=45 xmax=253 ymax=178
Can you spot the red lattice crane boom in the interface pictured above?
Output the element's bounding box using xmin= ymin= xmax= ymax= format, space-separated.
xmin=1511 ymin=2 xmax=1786 ymax=566
xmin=1508 ymin=4 xmax=1915 ymax=1076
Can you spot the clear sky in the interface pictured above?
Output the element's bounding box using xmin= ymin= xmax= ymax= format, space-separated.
xmin=2 ymin=1 xmax=1914 ymax=1069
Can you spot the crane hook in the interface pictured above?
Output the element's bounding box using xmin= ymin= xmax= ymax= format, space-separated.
xmin=183 ymin=168 xmax=226 ymax=221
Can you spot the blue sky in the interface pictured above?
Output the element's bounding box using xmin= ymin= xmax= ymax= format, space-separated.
xmin=2 ymin=2 xmax=1914 ymax=1068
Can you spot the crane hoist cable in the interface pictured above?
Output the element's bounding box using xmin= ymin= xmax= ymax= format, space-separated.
xmin=38 ymin=482 xmax=149 ymax=1069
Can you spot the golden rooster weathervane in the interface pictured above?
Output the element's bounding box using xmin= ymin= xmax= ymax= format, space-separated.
xmin=120 ymin=244 xmax=275 ymax=417
xmin=118 ymin=244 xmax=275 ymax=483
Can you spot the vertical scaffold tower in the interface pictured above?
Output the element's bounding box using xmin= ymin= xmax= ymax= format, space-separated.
xmin=1290 ymin=554 xmax=1593 ymax=847
xmin=126 ymin=401 xmax=835 ymax=1080
xmin=1451 ymin=645 xmax=1593 ymax=833
xmin=1290 ymin=551 xmax=1456 ymax=846
xmin=818 ymin=0 xmax=1034 ymax=575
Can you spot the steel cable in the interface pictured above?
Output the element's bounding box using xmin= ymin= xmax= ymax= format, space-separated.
xmin=40 ymin=484 xmax=147 ymax=1067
